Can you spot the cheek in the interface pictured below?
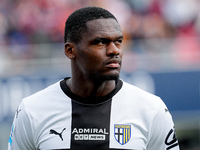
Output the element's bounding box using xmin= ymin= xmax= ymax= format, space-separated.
xmin=76 ymin=45 xmax=106 ymax=68
xmin=88 ymin=55 xmax=104 ymax=67
xmin=77 ymin=53 xmax=103 ymax=70
xmin=120 ymin=52 xmax=123 ymax=59
xmin=85 ymin=50 xmax=105 ymax=63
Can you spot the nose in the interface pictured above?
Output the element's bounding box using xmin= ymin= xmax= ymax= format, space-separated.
xmin=106 ymin=42 xmax=120 ymax=56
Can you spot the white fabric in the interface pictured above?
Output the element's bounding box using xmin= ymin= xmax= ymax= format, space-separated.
xmin=8 ymin=80 xmax=179 ymax=150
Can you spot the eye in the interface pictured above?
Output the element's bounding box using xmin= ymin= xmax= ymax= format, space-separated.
xmin=114 ymin=39 xmax=123 ymax=46
xmin=97 ymin=40 xmax=104 ymax=45
xmin=92 ymin=38 xmax=109 ymax=45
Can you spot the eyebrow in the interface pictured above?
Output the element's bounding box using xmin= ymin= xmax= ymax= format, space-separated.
xmin=93 ymin=35 xmax=124 ymax=41
xmin=116 ymin=35 xmax=124 ymax=39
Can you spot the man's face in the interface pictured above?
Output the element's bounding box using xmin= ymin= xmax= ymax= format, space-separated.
xmin=74 ymin=18 xmax=123 ymax=82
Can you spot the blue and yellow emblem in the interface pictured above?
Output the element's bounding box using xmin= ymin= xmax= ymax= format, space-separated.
xmin=114 ymin=124 xmax=131 ymax=145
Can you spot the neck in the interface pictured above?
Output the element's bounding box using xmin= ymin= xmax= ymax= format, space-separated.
xmin=66 ymin=77 xmax=116 ymax=98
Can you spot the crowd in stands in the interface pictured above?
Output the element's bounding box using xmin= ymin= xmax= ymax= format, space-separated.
xmin=1 ymin=0 xmax=199 ymax=44
xmin=0 ymin=0 xmax=200 ymax=68
xmin=0 ymin=2 xmax=199 ymax=149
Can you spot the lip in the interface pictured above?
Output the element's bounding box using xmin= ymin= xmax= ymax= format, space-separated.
xmin=105 ymin=58 xmax=121 ymax=68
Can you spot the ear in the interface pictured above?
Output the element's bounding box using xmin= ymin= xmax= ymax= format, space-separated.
xmin=65 ymin=42 xmax=75 ymax=59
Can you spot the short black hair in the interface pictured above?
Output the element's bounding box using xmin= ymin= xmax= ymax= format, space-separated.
xmin=64 ymin=7 xmax=118 ymax=44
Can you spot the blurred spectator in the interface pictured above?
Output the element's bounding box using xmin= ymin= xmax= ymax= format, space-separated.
xmin=0 ymin=0 xmax=200 ymax=69
xmin=1 ymin=0 xmax=199 ymax=44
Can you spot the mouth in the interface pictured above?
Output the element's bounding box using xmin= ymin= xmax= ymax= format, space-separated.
xmin=105 ymin=59 xmax=121 ymax=68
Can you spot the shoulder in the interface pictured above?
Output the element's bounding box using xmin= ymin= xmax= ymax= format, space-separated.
xmin=16 ymin=80 xmax=71 ymax=127
xmin=23 ymin=81 xmax=63 ymax=105
xmin=20 ymin=80 xmax=69 ymax=118
xmin=118 ymin=80 xmax=165 ymax=116
xmin=121 ymin=80 xmax=161 ymax=102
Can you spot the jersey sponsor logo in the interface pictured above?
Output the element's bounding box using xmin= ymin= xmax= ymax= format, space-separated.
xmin=72 ymin=128 xmax=108 ymax=141
xmin=49 ymin=128 xmax=66 ymax=141
xmin=165 ymin=127 xmax=179 ymax=149
xmin=114 ymin=124 xmax=131 ymax=145
xmin=74 ymin=134 xmax=105 ymax=140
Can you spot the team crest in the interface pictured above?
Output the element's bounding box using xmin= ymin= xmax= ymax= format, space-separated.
xmin=114 ymin=124 xmax=131 ymax=145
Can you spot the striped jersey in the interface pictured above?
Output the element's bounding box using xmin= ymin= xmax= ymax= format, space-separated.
xmin=8 ymin=78 xmax=179 ymax=150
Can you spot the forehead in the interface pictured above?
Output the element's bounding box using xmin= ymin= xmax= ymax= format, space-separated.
xmin=84 ymin=18 xmax=122 ymax=39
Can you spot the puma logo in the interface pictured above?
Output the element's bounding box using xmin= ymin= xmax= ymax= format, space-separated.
xmin=16 ymin=108 xmax=21 ymax=118
xmin=49 ymin=128 xmax=66 ymax=141
xmin=165 ymin=108 xmax=169 ymax=113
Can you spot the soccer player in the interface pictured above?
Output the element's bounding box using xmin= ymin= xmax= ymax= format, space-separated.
xmin=8 ymin=7 xmax=179 ymax=150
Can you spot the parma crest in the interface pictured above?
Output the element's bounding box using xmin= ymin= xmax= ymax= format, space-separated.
xmin=114 ymin=124 xmax=131 ymax=145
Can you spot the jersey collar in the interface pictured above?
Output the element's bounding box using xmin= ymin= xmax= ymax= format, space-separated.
xmin=60 ymin=77 xmax=123 ymax=105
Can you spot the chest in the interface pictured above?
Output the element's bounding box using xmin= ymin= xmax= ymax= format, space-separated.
xmin=35 ymin=99 xmax=149 ymax=150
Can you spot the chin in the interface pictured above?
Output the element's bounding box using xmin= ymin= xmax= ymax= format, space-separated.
xmin=103 ymin=74 xmax=119 ymax=81
xmin=90 ymin=73 xmax=119 ymax=82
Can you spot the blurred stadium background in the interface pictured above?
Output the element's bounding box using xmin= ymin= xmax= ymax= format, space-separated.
xmin=0 ymin=0 xmax=200 ymax=149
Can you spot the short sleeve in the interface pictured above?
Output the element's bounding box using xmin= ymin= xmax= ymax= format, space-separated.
xmin=147 ymin=100 xmax=180 ymax=150
xmin=8 ymin=101 xmax=35 ymax=150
